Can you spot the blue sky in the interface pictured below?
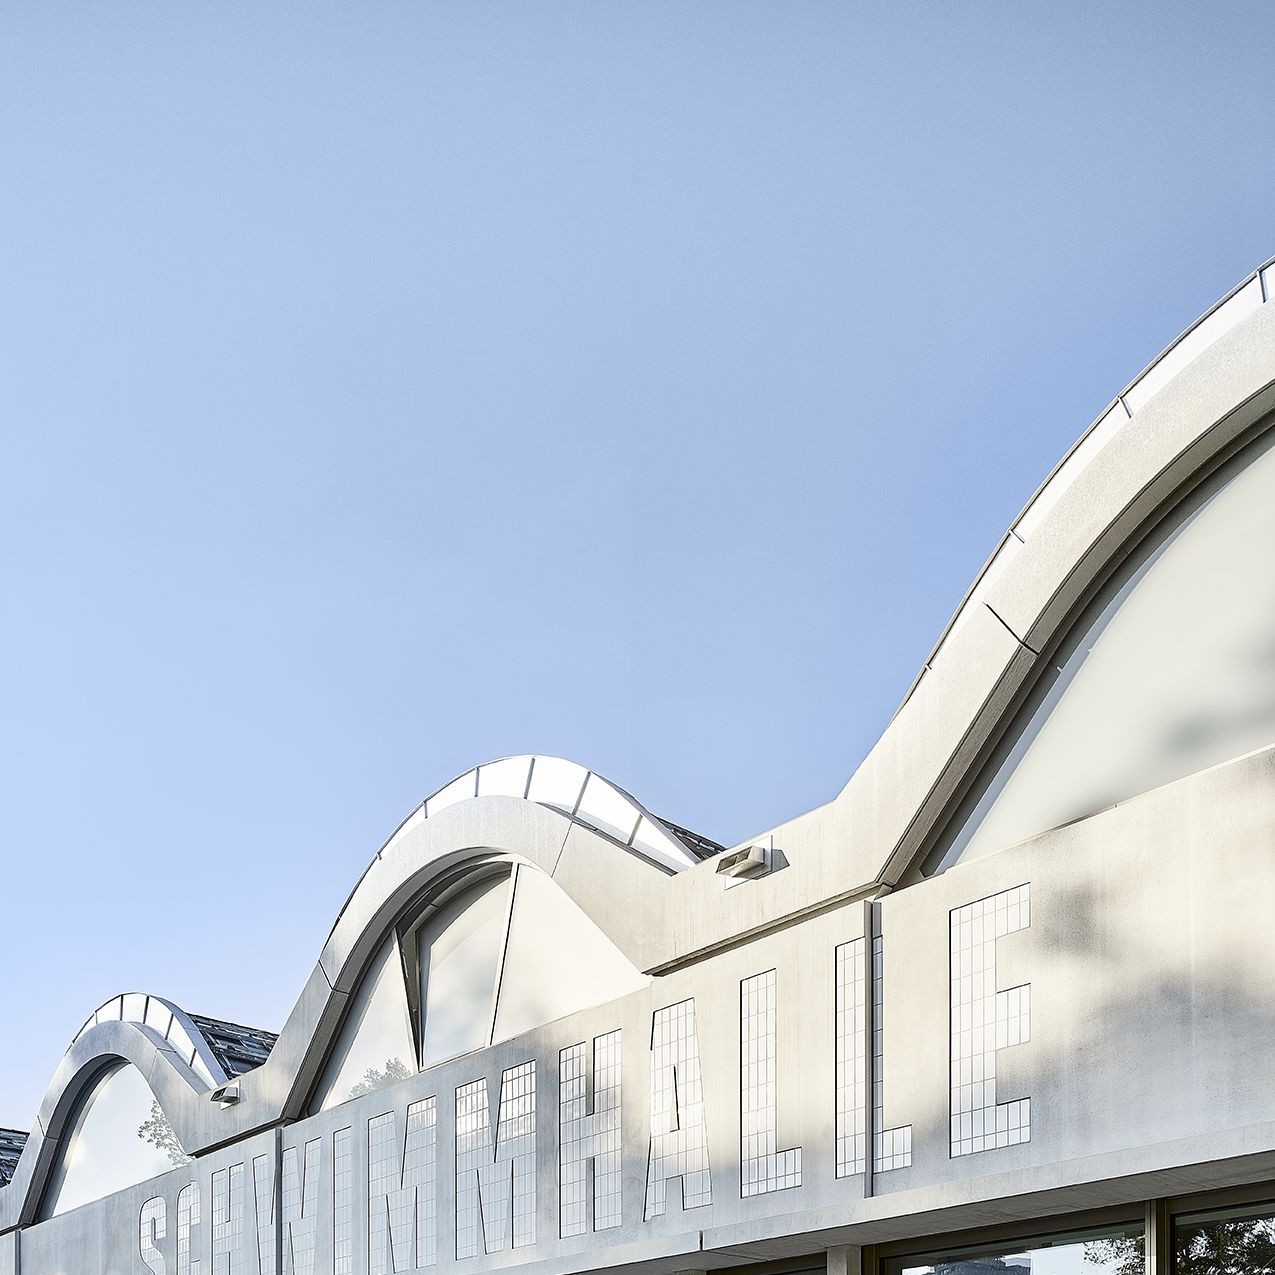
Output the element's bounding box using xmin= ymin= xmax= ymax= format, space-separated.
xmin=1 ymin=2 xmax=1272 ymax=1128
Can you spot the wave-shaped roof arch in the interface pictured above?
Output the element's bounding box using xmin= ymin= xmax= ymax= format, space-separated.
xmin=723 ymin=254 xmax=1275 ymax=910
xmin=377 ymin=754 xmax=718 ymax=874
xmin=0 ymin=754 xmax=703 ymax=1223
xmin=5 ymin=257 xmax=1275 ymax=1221
xmin=0 ymin=998 xmax=249 ymax=1228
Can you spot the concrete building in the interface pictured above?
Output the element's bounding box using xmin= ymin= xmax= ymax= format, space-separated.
xmin=5 ymin=259 xmax=1275 ymax=1275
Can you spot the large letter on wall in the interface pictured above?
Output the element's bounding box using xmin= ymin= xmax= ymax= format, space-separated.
xmin=950 ymin=883 xmax=1031 ymax=1156
xmin=834 ymin=938 xmax=867 ymax=1177
xmin=176 ymin=1183 xmax=201 ymax=1275
xmin=644 ymin=999 xmax=712 ymax=1219
xmin=140 ymin=1196 xmax=167 ymax=1274
xmin=455 ymin=1062 xmax=537 ymax=1258
xmin=253 ymin=1142 xmax=322 ymax=1275
xmin=740 ymin=970 xmax=801 ymax=1195
xmin=871 ymin=936 xmax=912 ymax=1171
xmin=369 ymin=1100 xmax=438 ymax=1273
xmin=559 ymin=1030 xmax=623 ymax=1237
xmin=283 ymin=1140 xmax=321 ymax=1275
xmin=252 ymin=1152 xmax=276 ymax=1275
xmin=211 ymin=1164 xmax=246 ymax=1275
xmin=333 ymin=1128 xmax=353 ymax=1275
xmin=834 ymin=937 xmax=913 ymax=1178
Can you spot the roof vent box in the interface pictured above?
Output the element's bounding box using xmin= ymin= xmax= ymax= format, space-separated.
xmin=716 ymin=843 xmax=774 ymax=884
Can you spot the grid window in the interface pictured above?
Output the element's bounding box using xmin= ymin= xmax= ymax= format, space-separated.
xmin=559 ymin=1031 xmax=623 ymax=1237
xmin=252 ymin=1153 xmax=275 ymax=1275
xmin=282 ymin=1139 xmax=320 ymax=1275
xmin=140 ymin=1197 xmax=165 ymax=1272
xmin=369 ymin=1098 xmax=437 ymax=1274
xmin=455 ymin=1062 xmax=537 ymax=1257
xmin=949 ymin=883 xmax=1032 ymax=1157
xmin=211 ymin=1163 xmax=245 ymax=1275
xmin=740 ymin=971 xmax=801 ymax=1196
xmin=874 ymin=936 xmax=912 ymax=1172
xmin=644 ymin=999 xmax=712 ymax=1219
xmin=333 ymin=1128 xmax=353 ymax=1275
xmin=834 ymin=938 xmax=866 ymax=1177
xmin=176 ymin=1183 xmax=200 ymax=1275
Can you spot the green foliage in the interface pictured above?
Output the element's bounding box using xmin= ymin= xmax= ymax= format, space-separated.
xmin=138 ymin=1100 xmax=192 ymax=1167
xmin=347 ymin=1057 xmax=413 ymax=1100
xmin=1085 ymin=1216 xmax=1275 ymax=1275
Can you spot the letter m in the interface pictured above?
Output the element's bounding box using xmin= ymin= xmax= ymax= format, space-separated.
xmin=369 ymin=1099 xmax=438 ymax=1274
xmin=454 ymin=1062 xmax=537 ymax=1259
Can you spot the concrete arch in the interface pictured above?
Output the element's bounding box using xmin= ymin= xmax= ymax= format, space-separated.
xmin=741 ymin=256 xmax=1275 ymax=898
xmin=173 ymin=794 xmax=678 ymax=1152
xmin=651 ymin=256 xmax=1275 ymax=971
xmin=0 ymin=766 xmax=688 ymax=1212
xmin=5 ymin=258 xmax=1275 ymax=1221
xmin=0 ymin=1017 xmax=213 ymax=1229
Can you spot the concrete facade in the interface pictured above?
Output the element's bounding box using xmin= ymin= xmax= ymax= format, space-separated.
xmin=5 ymin=259 xmax=1275 ymax=1274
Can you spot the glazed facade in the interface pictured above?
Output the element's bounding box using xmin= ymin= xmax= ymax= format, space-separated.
xmin=5 ymin=260 xmax=1275 ymax=1275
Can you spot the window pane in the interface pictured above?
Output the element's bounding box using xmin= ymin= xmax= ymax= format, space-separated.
xmin=477 ymin=756 xmax=531 ymax=798
xmin=934 ymin=426 xmax=1275 ymax=871
xmin=309 ymin=936 xmax=415 ymax=1113
xmin=419 ymin=874 xmax=511 ymax=1069
xmin=525 ymin=756 xmax=587 ymax=814
xmin=1175 ymin=1201 xmax=1275 ymax=1274
xmin=41 ymin=1064 xmax=182 ymax=1218
xmin=886 ymin=1225 xmax=1143 ymax=1274
xmin=575 ymin=774 xmax=640 ymax=844
xmin=492 ymin=865 xmax=647 ymax=1045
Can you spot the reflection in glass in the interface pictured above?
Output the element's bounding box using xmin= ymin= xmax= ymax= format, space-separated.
xmin=310 ymin=862 xmax=651 ymax=1110
xmin=310 ymin=937 xmax=415 ymax=1113
xmin=41 ymin=1064 xmax=180 ymax=1218
xmin=1173 ymin=1201 xmax=1275 ymax=1274
xmin=418 ymin=875 xmax=512 ymax=1069
xmin=934 ymin=426 xmax=1275 ymax=871
xmin=888 ymin=1225 xmax=1143 ymax=1274
xmin=492 ymin=865 xmax=647 ymax=1045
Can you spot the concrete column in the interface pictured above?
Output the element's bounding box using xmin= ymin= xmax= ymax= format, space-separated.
xmin=828 ymin=1244 xmax=865 ymax=1275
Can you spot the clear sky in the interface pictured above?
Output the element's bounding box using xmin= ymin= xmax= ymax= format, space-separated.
xmin=1 ymin=2 xmax=1272 ymax=1129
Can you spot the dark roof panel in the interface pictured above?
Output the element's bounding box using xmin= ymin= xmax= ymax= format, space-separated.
xmin=188 ymin=1014 xmax=279 ymax=1079
xmin=0 ymin=1128 xmax=28 ymax=1187
xmin=656 ymin=817 xmax=725 ymax=862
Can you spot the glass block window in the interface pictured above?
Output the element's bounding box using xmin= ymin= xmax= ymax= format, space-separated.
xmin=886 ymin=1222 xmax=1144 ymax=1273
xmin=369 ymin=1098 xmax=437 ymax=1274
xmin=282 ymin=1139 xmax=320 ymax=1275
xmin=332 ymin=1127 xmax=353 ymax=1275
xmin=950 ymin=884 xmax=1032 ymax=1157
xmin=211 ymin=1163 xmax=245 ymax=1275
xmin=834 ymin=938 xmax=866 ymax=1178
xmin=559 ymin=1031 xmax=623 ymax=1237
xmin=740 ymin=971 xmax=801 ymax=1196
xmin=252 ymin=1153 xmax=275 ymax=1275
xmin=176 ymin=1183 xmax=200 ymax=1275
xmin=140 ymin=1197 xmax=165 ymax=1271
xmin=40 ymin=1063 xmax=181 ymax=1219
xmin=645 ymin=999 xmax=712 ymax=1219
xmin=455 ymin=1062 xmax=537 ymax=1258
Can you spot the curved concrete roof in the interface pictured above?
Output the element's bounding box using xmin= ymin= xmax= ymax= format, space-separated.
xmin=4 ymin=255 xmax=1275 ymax=1226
